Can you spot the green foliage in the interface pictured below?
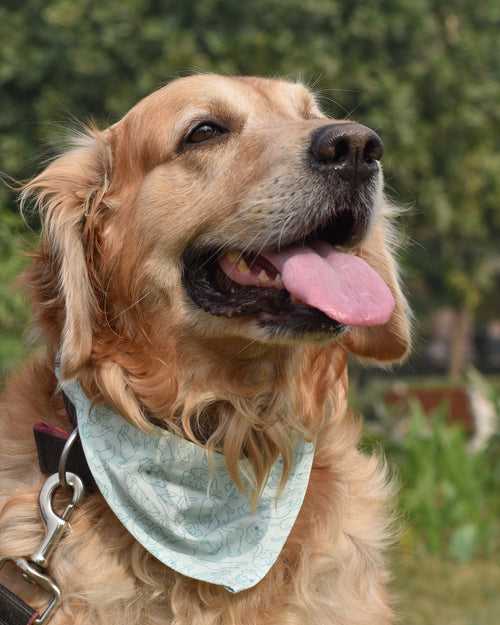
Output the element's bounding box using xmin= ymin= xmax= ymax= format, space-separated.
xmin=0 ymin=2 xmax=499 ymax=362
xmin=378 ymin=401 xmax=500 ymax=562
xmin=0 ymin=210 xmax=33 ymax=375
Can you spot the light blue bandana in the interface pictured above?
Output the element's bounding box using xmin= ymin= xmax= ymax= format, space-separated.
xmin=59 ymin=376 xmax=315 ymax=593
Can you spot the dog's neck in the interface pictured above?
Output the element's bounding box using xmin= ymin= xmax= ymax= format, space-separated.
xmin=70 ymin=335 xmax=345 ymax=494
xmin=57 ymin=327 xmax=348 ymax=498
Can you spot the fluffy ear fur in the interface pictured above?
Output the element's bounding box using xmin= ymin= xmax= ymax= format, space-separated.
xmin=341 ymin=214 xmax=412 ymax=363
xmin=21 ymin=128 xmax=113 ymax=377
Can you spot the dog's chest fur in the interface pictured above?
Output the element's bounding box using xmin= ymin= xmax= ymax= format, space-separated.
xmin=0 ymin=358 xmax=394 ymax=625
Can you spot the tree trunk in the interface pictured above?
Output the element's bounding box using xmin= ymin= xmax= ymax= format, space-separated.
xmin=449 ymin=306 xmax=473 ymax=380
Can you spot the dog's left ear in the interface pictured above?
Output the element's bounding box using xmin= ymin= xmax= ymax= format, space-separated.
xmin=21 ymin=127 xmax=114 ymax=377
xmin=341 ymin=216 xmax=412 ymax=363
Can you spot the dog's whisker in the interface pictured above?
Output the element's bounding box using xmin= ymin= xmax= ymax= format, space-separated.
xmin=110 ymin=291 xmax=151 ymax=321
xmin=236 ymin=338 xmax=260 ymax=355
xmin=345 ymin=102 xmax=362 ymax=120
xmin=234 ymin=232 xmax=264 ymax=265
xmin=277 ymin=211 xmax=297 ymax=252
xmin=196 ymin=235 xmax=242 ymax=269
xmin=316 ymin=94 xmax=351 ymax=117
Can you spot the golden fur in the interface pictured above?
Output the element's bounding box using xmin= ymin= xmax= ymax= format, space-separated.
xmin=0 ymin=74 xmax=410 ymax=624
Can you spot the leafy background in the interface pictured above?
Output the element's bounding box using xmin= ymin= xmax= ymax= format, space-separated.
xmin=2 ymin=0 xmax=500 ymax=375
xmin=1 ymin=2 xmax=499 ymax=623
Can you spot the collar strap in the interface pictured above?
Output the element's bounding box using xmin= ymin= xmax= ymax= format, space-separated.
xmin=33 ymin=392 xmax=96 ymax=492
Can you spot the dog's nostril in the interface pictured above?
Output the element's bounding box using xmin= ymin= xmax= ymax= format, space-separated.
xmin=364 ymin=137 xmax=384 ymax=163
xmin=329 ymin=137 xmax=350 ymax=164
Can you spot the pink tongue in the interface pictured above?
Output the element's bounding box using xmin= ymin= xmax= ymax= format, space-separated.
xmin=264 ymin=241 xmax=395 ymax=327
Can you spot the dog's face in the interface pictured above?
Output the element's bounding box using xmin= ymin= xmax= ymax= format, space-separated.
xmin=25 ymin=74 xmax=410 ymax=376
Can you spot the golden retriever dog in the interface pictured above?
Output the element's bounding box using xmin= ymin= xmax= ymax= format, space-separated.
xmin=0 ymin=74 xmax=410 ymax=625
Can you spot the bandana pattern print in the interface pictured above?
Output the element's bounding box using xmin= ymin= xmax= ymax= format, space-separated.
xmin=59 ymin=374 xmax=315 ymax=592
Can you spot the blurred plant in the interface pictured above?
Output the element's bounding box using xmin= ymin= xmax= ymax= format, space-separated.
xmin=381 ymin=400 xmax=500 ymax=562
xmin=0 ymin=209 xmax=33 ymax=375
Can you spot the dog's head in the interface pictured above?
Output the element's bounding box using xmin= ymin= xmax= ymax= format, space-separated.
xmin=23 ymin=75 xmax=410 ymax=487
xmin=24 ymin=75 xmax=410 ymax=361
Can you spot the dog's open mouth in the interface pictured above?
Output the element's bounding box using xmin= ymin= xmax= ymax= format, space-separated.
xmin=182 ymin=209 xmax=395 ymax=336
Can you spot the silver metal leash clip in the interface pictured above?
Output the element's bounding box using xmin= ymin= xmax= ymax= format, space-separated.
xmin=31 ymin=472 xmax=85 ymax=569
xmin=0 ymin=429 xmax=85 ymax=625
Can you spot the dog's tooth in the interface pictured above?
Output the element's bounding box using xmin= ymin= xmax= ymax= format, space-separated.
xmin=274 ymin=274 xmax=283 ymax=288
xmin=237 ymin=259 xmax=250 ymax=273
xmin=257 ymin=270 xmax=271 ymax=285
xmin=227 ymin=251 xmax=239 ymax=264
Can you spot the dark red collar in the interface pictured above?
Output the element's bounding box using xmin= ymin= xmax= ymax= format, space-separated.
xmin=33 ymin=392 xmax=96 ymax=492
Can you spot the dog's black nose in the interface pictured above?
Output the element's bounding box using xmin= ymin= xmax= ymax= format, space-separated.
xmin=310 ymin=123 xmax=383 ymax=184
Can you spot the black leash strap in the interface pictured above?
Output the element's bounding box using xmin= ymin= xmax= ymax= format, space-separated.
xmin=0 ymin=584 xmax=39 ymax=625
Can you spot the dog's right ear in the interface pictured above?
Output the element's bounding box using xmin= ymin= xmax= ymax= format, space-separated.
xmin=21 ymin=128 xmax=113 ymax=377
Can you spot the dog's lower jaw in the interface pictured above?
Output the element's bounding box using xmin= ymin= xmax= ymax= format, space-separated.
xmin=0 ymin=357 xmax=395 ymax=625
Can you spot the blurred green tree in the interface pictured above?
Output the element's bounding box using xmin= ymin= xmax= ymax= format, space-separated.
xmin=1 ymin=0 xmax=499 ymax=375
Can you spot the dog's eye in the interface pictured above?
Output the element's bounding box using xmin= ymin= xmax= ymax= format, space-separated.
xmin=186 ymin=122 xmax=227 ymax=144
